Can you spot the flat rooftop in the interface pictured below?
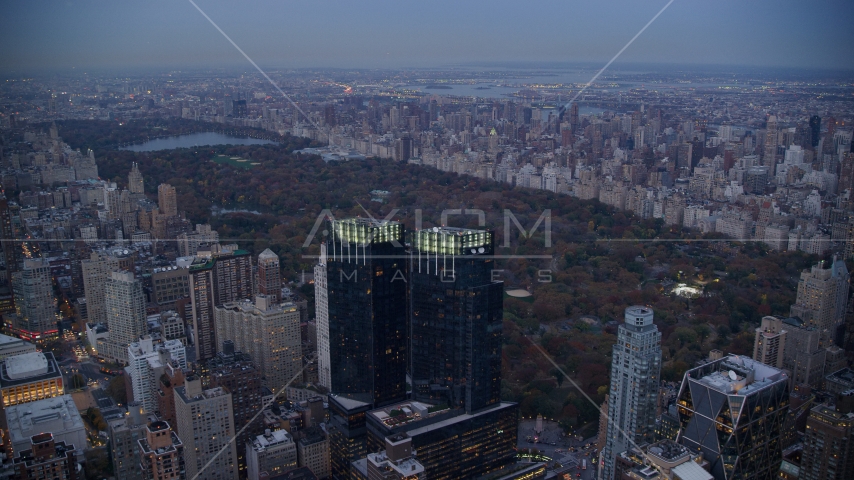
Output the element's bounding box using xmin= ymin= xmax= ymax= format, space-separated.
xmin=694 ymin=355 xmax=786 ymax=395
xmin=0 ymin=352 xmax=61 ymax=388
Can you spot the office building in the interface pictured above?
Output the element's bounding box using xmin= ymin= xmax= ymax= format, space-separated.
xmin=355 ymin=433 xmax=424 ymax=480
xmin=0 ymin=333 xmax=36 ymax=360
xmin=790 ymin=258 xmax=849 ymax=343
xmin=676 ymin=355 xmax=789 ymax=480
xmin=158 ymin=183 xmax=178 ymax=217
xmin=753 ymin=315 xmax=787 ymax=369
xmin=174 ymin=377 xmax=239 ymax=480
xmin=611 ymin=439 xmax=710 ymax=480
xmin=410 ymin=227 xmax=502 ymax=413
xmin=602 ymin=306 xmax=662 ymax=480
xmin=328 ymin=395 xmax=371 ymax=480
xmin=12 ymin=433 xmax=79 ymax=480
xmin=108 ymin=403 xmax=147 ymax=480
xmin=315 ymin=243 xmax=331 ymax=390
xmin=257 ymin=248 xmax=282 ymax=302
xmin=127 ymin=336 xmax=186 ymax=413
xmin=365 ymin=399 xmax=518 ymax=480
xmin=5 ymin=395 xmax=87 ymax=457
xmin=764 ymin=115 xmax=778 ymax=168
xmin=297 ymin=426 xmax=331 ymax=480
xmin=800 ymin=401 xmax=854 ymax=480
xmin=0 ymin=351 xmax=63 ymax=407
xmin=214 ymin=295 xmax=302 ymax=393
xmin=326 ymin=218 xmax=408 ymax=407
xmin=207 ymin=341 xmax=264 ymax=477
xmin=103 ymin=271 xmax=147 ymax=364
xmin=138 ymin=420 xmax=185 ymax=480
xmin=189 ymin=247 xmax=253 ymax=360
xmin=247 ymin=429 xmax=298 ymax=480
xmin=9 ymin=258 xmax=56 ymax=340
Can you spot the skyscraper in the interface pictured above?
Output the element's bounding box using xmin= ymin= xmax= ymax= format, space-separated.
xmin=175 ymin=376 xmax=239 ymax=480
xmin=677 ymin=355 xmax=789 ymax=480
xmin=103 ymin=271 xmax=147 ymax=364
xmin=315 ymin=243 xmax=331 ymax=390
xmin=809 ymin=115 xmax=821 ymax=149
xmin=764 ymin=115 xmax=779 ymax=169
xmin=326 ymin=218 xmax=408 ymax=407
xmin=128 ymin=161 xmax=144 ymax=194
xmin=790 ymin=258 xmax=850 ymax=343
xmin=257 ymin=248 xmax=281 ymax=302
xmin=82 ymin=250 xmax=133 ymax=326
xmin=189 ymin=247 xmax=253 ymax=360
xmin=800 ymin=401 xmax=854 ymax=480
xmin=157 ymin=183 xmax=178 ymax=217
xmin=602 ymin=306 xmax=662 ymax=480
xmin=409 ymin=227 xmax=503 ymax=413
xmin=753 ymin=315 xmax=787 ymax=369
xmin=9 ymin=258 xmax=56 ymax=341
xmin=214 ymin=295 xmax=302 ymax=393
xmin=0 ymin=195 xmax=21 ymax=285
xmin=207 ymin=342 xmax=264 ymax=478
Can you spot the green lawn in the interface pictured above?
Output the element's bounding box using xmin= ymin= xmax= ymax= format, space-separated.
xmin=212 ymin=154 xmax=257 ymax=169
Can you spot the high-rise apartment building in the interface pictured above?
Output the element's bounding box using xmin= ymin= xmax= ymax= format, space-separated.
xmin=108 ymin=403 xmax=147 ymax=480
xmin=128 ymin=161 xmax=144 ymax=194
xmin=9 ymin=258 xmax=56 ymax=340
xmin=206 ymin=341 xmax=264 ymax=477
xmin=790 ymin=258 xmax=849 ymax=343
xmin=0 ymin=196 xmax=21 ymax=285
xmin=103 ymin=271 xmax=147 ymax=364
xmin=214 ymin=295 xmax=302 ymax=393
xmin=158 ymin=183 xmax=178 ymax=217
xmin=81 ymin=250 xmax=133 ymax=326
xmin=174 ymin=377 xmax=239 ymax=480
xmin=410 ymin=227 xmax=503 ymax=413
xmin=257 ymin=248 xmax=281 ymax=302
xmin=138 ymin=420 xmax=185 ymax=480
xmin=315 ymin=243 xmax=331 ymax=390
xmin=754 ymin=315 xmax=787 ymax=369
xmin=602 ymin=306 xmax=662 ymax=480
xmin=189 ymin=247 xmax=253 ymax=360
xmin=677 ymin=355 xmax=789 ymax=480
xmin=326 ymin=218 xmax=408 ymax=407
xmin=800 ymin=403 xmax=854 ymax=480
xmin=781 ymin=316 xmax=827 ymax=388
xmin=127 ymin=336 xmax=186 ymax=413
xmin=12 ymin=433 xmax=79 ymax=480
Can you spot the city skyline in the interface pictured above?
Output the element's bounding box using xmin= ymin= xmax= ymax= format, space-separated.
xmin=1 ymin=1 xmax=853 ymax=73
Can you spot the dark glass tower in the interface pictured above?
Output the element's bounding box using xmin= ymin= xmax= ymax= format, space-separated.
xmin=809 ymin=115 xmax=821 ymax=148
xmin=326 ymin=218 xmax=408 ymax=407
xmin=410 ymin=227 xmax=503 ymax=413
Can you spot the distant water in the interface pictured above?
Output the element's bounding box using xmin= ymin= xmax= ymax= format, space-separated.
xmin=120 ymin=132 xmax=277 ymax=152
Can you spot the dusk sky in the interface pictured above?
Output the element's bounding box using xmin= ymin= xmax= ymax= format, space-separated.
xmin=2 ymin=0 xmax=853 ymax=73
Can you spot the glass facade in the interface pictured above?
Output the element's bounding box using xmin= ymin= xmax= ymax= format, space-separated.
xmin=677 ymin=356 xmax=789 ymax=480
xmin=410 ymin=228 xmax=502 ymax=413
xmin=327 ymin=218 xmax=408 ymax=407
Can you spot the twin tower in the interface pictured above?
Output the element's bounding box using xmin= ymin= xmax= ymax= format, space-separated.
xmin=316 ymin=217 xmax=503 ymax=413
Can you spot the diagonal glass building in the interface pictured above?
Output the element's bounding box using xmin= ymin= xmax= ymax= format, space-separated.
xmin=676 ymin=354 xmax=789 ymax=480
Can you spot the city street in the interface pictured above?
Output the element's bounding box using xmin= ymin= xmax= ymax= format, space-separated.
xmin=517 ymin=418 xmax=599 ymax=479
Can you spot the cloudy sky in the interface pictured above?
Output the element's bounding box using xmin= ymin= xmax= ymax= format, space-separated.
xmin=2 ymin=0 xmax=853 ymax=73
